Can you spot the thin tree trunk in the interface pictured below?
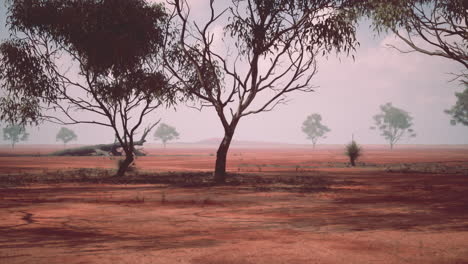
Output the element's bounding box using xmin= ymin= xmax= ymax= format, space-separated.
xmin=350 ymin=158 xmax=356 ymax=167
xmin=214 ymin=129 xmax=235 ymax=184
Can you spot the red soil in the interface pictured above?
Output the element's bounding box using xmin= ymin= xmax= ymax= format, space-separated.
xmin=1 ymin=146 xmax=468 ymax=263
xmin=1 ymin=146 xmax=467 ymax=173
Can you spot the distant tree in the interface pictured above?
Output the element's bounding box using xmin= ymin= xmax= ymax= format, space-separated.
xmin=3 ymin=124 xmax=29 ymax=148
xmin=371 ymin=103 xmax=416 ymax=149
xmin=0 ymin=0 xmax=175 ymax=177
xmin=56 ymin=127 xmax=78 ymax=147
xmin=445 ymin=86 xmax=468 ymax=126
xmin=302 ymin=114 xmax=331 ymax=149
xmin=154 ymin=123 xmax=179 ymax=148
xmin=345 ymin=140 xmax=362 ymax=167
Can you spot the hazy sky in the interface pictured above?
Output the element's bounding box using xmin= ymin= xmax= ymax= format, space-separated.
xmin=0 ymin=1 xmax=467 ymax=145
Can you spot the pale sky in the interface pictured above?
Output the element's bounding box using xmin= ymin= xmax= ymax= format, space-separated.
xmin=0 ymin=1 xmax=467 ymax=145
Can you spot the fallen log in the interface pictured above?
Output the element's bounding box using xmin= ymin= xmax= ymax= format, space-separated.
xmin=50 ymin=123 xmax=157 ymax=157
xmin=49 ymin=140 xmax=147 ymax=156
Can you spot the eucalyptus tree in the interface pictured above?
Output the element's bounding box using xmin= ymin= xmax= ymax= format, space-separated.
xmin=371 ymin=103 xmax=417 ymax=149
xmin=445 ymin=84 xmax=468 ymax=126
xmin=56 ymin=127 xmax=78 ymax=147
xmin=154 ymin=123 xmax=179 ymax=148
xmin=302 ymin=113 xmax=331 ymax=148
xmin=0 ymin=0 xmax=176 ymax=176
xmin=357 ymin=0 xmax=467 ymax=79
xmin=356 ymin=0 xmax=467 ymax=119
xmin=166 ymin=0 xmax=360 ymax=183
xmin=2 ymin=124 xmax=29 ymax=148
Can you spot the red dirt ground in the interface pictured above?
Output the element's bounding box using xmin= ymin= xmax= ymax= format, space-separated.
xmin=1 ymin=146 xmax=468 ymax=263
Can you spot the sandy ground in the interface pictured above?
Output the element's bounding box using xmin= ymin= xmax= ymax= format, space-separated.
xmin=0 ymin=146 xmax=468 ymax=263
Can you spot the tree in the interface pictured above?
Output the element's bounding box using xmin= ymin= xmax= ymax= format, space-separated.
xmin=167 ymin=0 xmax=360 ymax=183
xmin=445 ymin=85 xmax=468 ymax=126
xmin=302 ymin=113 xmax=331 ymax=148
xmin=154 ymin=123 xmax=179 ymax=148
xmin=357 ymin=0 xmax=467 ymax=131
xmin=56 ymin=127 xmax=77 ymax=147
xmin=345 ymin=140 xmax=362 ymax=166
xmin=2 ymin=124 xmax=29 ymax=148
xmin=356 ymin=0 xmax=467 ymax=82
xmin=371 ymin=103 xmax=417 ymax=149
xmin=0 ymin=0 xmax=175 ymax=176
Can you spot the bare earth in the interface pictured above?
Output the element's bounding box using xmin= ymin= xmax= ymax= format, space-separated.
xmin=1 ymin=145 xmax=468 ymax=264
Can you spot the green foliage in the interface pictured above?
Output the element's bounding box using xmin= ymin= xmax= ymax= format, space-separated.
xmin=445 ymin=86 xmax=468 ymax=126
xmin=371 ymin=103 xmax=416 ymax=149
xmin=301 ymin=113 xmax=331 ymax=148
xmin=0 ymin=0 xmax=173 ymax=125
xmin=0 ymin=39 xmax=58 ymax=125
xmin=355 ymin=0 xmax=466 ymax=33
xmin=2 ymin=124 xmax=29 ymax=148
xmin=225 ymin=0 xmax=360 ymax=57
xmin=154 ymin=123 xmax=179 ymax=148
xmin=7 ymin=0 xmax=167 ymax=77
xmin=354 ymin=0 xmax=467 ymax=72
xmin=56 ymin=127 xmax=78 ymax=146
xmin=345 ymin=140 xmax=362 ymax=166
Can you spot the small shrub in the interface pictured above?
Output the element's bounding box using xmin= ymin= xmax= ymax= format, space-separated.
xmin=345 ymin=140 xmax=362 ymax=167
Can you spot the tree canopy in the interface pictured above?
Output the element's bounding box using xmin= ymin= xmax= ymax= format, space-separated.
xmin=355 ymin=0 xmax=467 ymax=81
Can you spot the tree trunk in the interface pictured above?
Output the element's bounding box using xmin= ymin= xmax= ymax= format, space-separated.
xmin=116 ymin=153 xmax=134 ymax=177
xmin=214 ymin=129 xmax=235 ymax=184
xmin=350 ymin=157 xmax=356 ymax=167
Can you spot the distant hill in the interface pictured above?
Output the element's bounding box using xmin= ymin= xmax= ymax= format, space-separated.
xmin=194 ymin=138 xmax=292 ymax=146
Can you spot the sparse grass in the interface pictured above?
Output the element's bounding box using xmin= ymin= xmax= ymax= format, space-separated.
xmin=0 ymin=168 xmax=332 ymax=192
xmin=1 ymin=161 xmax=466 ymax=191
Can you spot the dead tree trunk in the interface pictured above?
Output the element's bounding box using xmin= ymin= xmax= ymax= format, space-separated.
xmin=49 ymin=139 xmax=147 ymax=156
